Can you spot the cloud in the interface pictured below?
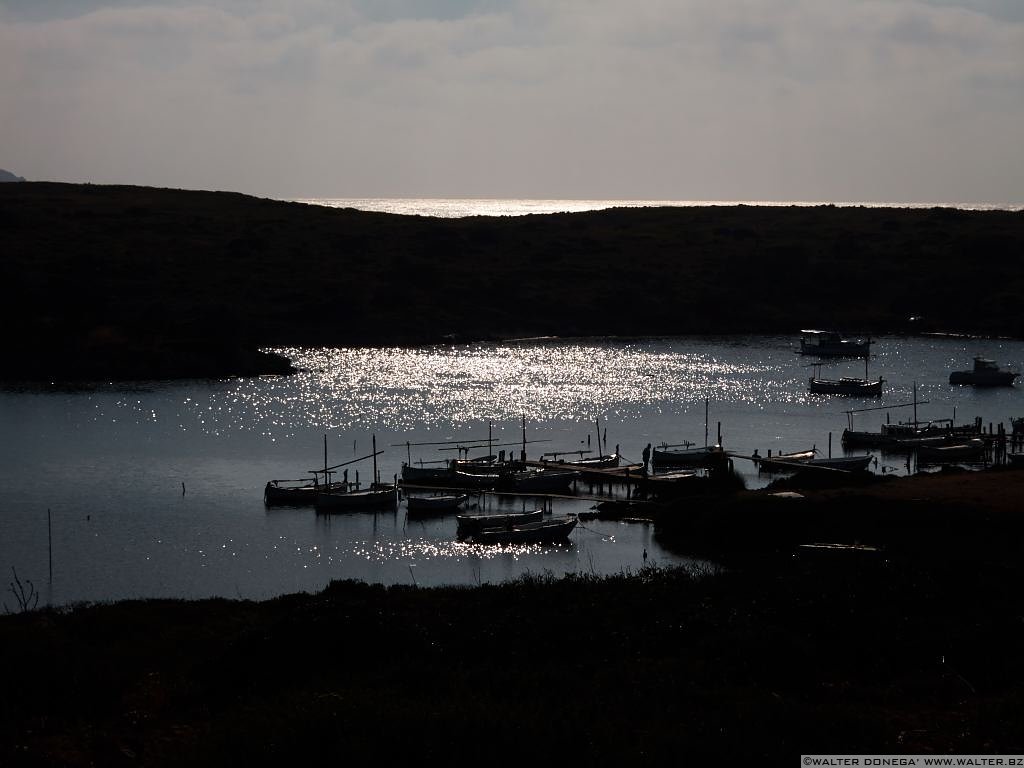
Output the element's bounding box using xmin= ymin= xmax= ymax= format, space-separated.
xmin=1 ymin=0 xmax=1021 ymax=202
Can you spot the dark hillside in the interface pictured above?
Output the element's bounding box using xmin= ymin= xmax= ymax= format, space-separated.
xmin=2 ymin=183 xmax=1022 ymax=379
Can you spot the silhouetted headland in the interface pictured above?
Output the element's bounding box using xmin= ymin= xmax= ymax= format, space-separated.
xmin=2 ymin=182 xmax=1023 ymax=380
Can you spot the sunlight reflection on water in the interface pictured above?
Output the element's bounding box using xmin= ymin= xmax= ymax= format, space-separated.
xmin=212 ymin=340 xmax=795 ymax=435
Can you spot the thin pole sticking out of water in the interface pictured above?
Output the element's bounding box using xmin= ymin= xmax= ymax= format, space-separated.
xmin=705 ymin=397 xmax=709 ymax=447
xmin=47 ymin=508 xmax=52 ymax=583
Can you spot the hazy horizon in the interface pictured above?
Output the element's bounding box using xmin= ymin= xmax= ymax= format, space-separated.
xmin=2 ymin=1 xmax=1022 ymax=204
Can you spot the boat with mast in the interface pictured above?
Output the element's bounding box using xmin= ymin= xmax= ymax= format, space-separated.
xmin=315 ymin=435 xmax=398 ymax=512
xmin=653 ymin=397 xmax=727 ymax=468
xmin=263 ymin=434 xmax=350 ymax=506
xmin=841 ymin=385 xmax=982 ymax=448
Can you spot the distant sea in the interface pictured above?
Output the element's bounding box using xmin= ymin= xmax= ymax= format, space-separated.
xmin=292 ymin=198 xmax=1024 ymax=218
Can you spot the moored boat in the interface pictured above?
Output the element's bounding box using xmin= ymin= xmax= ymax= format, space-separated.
xmin=652 ymin=443 xmax=727 ymax=468
xmin=949 ymin=357 xmax=1019 ymax=387
xmin=917 ymin=438 xmax=988 ymax=464
xmin=315 ymin=484 xmax=399 ymax=512
xmin=264 ymin=478 xmax=346 ymax=506
xmin=456 ymin=508 xmax=544 ymax=535
xmin=495 ymin=466 xmax=580 ymax=493
xmin=799 ymin=330 xmax=872 ymax=358
xmin=754 ymin=451 xmax=872 ymax=473
xmin=808 ymin=375 xmax=884 ymax=397
xmin=468 ymin=516 xmax=578 ymax=545
xmin=406 ymin=493 xmax=469 ymax=513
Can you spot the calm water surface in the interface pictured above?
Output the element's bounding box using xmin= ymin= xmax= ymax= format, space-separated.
xmin=2 ymin=335 xmax=1021 ymax=606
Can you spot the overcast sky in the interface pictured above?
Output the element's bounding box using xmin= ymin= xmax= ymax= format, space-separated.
xmin=1 ymin=0 xmax=1022 ymax=202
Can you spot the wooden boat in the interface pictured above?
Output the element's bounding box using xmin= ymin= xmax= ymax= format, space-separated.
xmin=752 ymin=448 xmax=816 ymax=473
xmin=755 ymin=451 xmax=872 ymax=473
xmin=401 ymin=463 xmax=455 ymax=486
xmin=799 ymin=330 xmax=872 ymax=358
xmin=949 ymin=357 xmax=1019 ymax=386
xmin=543 ymin=452 xmax=621 ymax=469
xmin=456 ymin=508 xmax=544 ymax=535
xmin=805 ymin=455 xmax=873 ymax=471
xmin=315 ymin=485 xmax=399 ymax=512
xmin=406 ymin=493 xmax=469 ymax=513
xmin=495 ymin=467 xmax=580 ymax=493
xmin=652 ymin=443 xmax=726 ymax=468
xmin=917 ymin=438 xmax=987 ymax=464
xmin=264 ymin=478 xmax=346 ymax=506
xmin=808 ymin=375 xmax=883 ymax=397
xmin=469 ymin=516 xmax=578 ymax=545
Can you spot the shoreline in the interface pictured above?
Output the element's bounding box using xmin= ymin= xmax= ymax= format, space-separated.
xmin=3 ymin=182 xmax=1023 ymax=381
xmin=4 ymin=467 xmax=1024 ymax=761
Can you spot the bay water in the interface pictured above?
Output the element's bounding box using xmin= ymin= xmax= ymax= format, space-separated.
xmin=2 ymin=335 xmax=1021 ymax=606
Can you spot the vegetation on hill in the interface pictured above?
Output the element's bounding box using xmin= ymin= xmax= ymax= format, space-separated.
xmin=2 ymin=182 xmax=1023 ymax=380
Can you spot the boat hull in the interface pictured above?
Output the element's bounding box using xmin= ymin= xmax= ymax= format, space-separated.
xmin=949 ymin=371 xmax=1019 ymax=386
xmin=315 ymin=487 xmax=399 ymax=512
xmin=470 ymin=517 xmax=578 ymax=545
xmin=808 ymin=377 xmax=883 ymax=397
xmin=406 ymin=494 xmax=469 ymax=513
xmin=456 ymin=509 xmax=544 ymax=535
xmin=652 ymin=446 xmax=726 ymax=468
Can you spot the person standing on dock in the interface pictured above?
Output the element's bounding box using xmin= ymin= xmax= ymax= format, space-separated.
xmin=641 ymin=443 xmax=651 ymax=475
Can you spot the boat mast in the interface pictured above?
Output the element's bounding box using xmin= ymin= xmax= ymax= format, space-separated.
xmin=372 ymin=434 xmax=378 ymax=485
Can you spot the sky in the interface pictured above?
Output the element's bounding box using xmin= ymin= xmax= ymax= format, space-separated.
xmin=1 ymin=0 xmax=1022 ymax=203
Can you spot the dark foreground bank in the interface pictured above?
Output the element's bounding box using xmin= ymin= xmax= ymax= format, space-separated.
xmin=4 ymin=469 xmax=1024 ymax=765
xmin=3 ymin=183 xmax=1023 ymax=380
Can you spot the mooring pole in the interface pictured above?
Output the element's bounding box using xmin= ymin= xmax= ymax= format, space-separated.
xmin=47 ymin=508 xmax=53 ymax=583
xmin=705 ymin=397 xmax=709 ymax=447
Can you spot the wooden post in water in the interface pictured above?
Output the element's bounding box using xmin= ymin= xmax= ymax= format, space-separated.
xmin=705 ymin=398 xmax=709 ymax=447
xmin=717 ymin=422 xmax=721 ymax=446
xmin=372 ymin=434 xmax=379 ymax=486
xmin=47 ymin=508 xmax=52 ymax=583
xmin=521 ymin=416 xmax=527 ymax=463
xmin=828 ymin=432 xmax=832 ymax=458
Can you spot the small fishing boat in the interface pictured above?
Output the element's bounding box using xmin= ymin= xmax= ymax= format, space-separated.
xmin=456 ymin=508 xmax=544 ymax=535
xmin=652 ymin=443 xmax=726 ymax=468
xmin=406 ymin=493 xmax=469 ymax=514
xmin=799 ymin=330 xmax=872 ymax=358
xmin=754 ymin=451 xmax=872 ymax=473
xmin=917 ymin=438 xmax=988 ymax=464
xmin=543 ymin=451 xmax=621 ymax=469
xmin=808 ymin=375 xmax=884 ymax=397
xmin=752 ymin=448 xmax=816 ymax=473
xmin=468 ymin=516 xmax=578 ymax=545
xmin=264 ymin=477 xmax=346 ymax=506
xmin=401 ymin=463 xmax=455 ymax=486
xmin=949 ymin=357 xmax=1019 ymax=387
xmin=495 ymin=466 xmax=580 ymax=493
xmin=315 ymin=484 xmax=400 ymax=512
